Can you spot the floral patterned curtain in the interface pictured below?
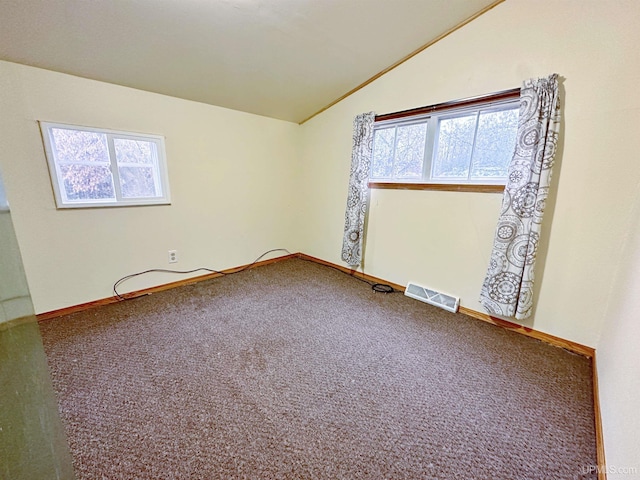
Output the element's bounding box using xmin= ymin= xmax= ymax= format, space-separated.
xmin=480 ymin=74 xmax=561 ymax=320
xmin=341 ymin=112 xmax=375 ymax=266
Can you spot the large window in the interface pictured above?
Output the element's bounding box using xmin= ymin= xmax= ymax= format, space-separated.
xmin=370 ymin=89 xmax=520 ymax=190
xmin=40 ymin=122 xmax=170 ymax=208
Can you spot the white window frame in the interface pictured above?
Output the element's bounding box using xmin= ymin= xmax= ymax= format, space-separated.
xmin=371 ymin=95 xmax=520 ymax=186
xmin=39 ymin=122 xmax=171 ymax=209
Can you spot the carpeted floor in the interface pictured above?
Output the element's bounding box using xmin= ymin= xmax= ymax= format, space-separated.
xmin=39 ymin=258 xmax=597 ymax=479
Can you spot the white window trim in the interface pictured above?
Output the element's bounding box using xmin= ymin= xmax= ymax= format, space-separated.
xmin=371 ymin=97 xmax=520 ymax=185
xmin=39 ymin=122 xmax=171 ymax=209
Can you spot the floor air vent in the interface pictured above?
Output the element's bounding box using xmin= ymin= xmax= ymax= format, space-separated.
xmin=404 ymin=282 xmax=460 ymax=313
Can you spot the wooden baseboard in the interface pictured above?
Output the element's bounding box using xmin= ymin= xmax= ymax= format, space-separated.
xmin=40 ymin=251 xmax=591 ymax=359
xmin=592 ymin=353 xmax=607 ymax=480
xmin=297 ymin=253 xmax=406 ymax=291
xmin=457 ymin=306 xmax=595 ymax=358
xmin=297 ymin=254 xmax=604 ymax=474
xmin=36 ymin=250 xmax=605 ymax=472
xmin=298 ymin=254 xmax=595 ymax=357
xmin=36 ymin=253 xmax=298 ymax=322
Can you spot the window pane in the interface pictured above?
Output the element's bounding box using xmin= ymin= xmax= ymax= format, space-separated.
xmin=371 ymin=127 xmax=395 ymax=178
xmin=432 ymin=114 xmax=477 ymax=179
xmin=114 ymin=139 xmax=160 ymax=198
xmin=118 ymin=167 xmax=158 ymax=198
xmin=470 ymin=108 xmax=519 ymax=179
xmin=113 ymin=138 xmax=156 ymax=165
xmin=42 ymin=122 xmax=170 ymax=208
xmin=59 ymin=164 xmax=115 ymax=201
xmin=51 ymin=128 xmax=109 ymax=164
xmin=393 ymin=123 xmax=426 ymax=178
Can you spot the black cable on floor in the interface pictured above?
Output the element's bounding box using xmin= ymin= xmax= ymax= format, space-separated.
xmin=372 ymin=283 xmax=395 ymax=293
xmin=112 ymin=248 xmax=292 ymax=300
xmin=296 ymin=256 xmax=400 ymax=294
xmin=113 ymin=248 xmax=401 ymax=301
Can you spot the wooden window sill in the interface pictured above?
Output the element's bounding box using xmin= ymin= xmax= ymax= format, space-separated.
xmin=368 ymin=182 xmax=505 ymax=193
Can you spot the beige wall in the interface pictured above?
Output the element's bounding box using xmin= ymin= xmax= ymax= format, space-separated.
xmin=598 ymin=187 xmax=640 ymax=478
xmin=1 ymin=0 xmax=639 ymax=471
xmin=298 ymin=0 xmax=640 ymax=472
xmin=298 ymin=0 xmax=640 ymax=348
xmin=0 ymin=61 xmax=300 ymax=314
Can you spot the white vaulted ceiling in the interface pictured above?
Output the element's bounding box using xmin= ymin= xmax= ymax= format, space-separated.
xmin=0 ymin=0 xmax=501 ymax=123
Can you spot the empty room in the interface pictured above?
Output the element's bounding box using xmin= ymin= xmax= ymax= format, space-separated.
xmin=1 ymin=0 xmax=639 ymax=479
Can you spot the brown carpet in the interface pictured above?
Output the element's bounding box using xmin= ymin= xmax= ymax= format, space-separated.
xmin=39 ymin=258 xmax=597 ymax=479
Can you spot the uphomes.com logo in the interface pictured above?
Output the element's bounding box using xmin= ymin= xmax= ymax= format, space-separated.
xmin=582 ymin=464 xmax=638 ymax=476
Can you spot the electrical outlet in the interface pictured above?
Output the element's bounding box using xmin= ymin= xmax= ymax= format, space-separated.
xmin=168 ymin=250 xmax=178 ymax=263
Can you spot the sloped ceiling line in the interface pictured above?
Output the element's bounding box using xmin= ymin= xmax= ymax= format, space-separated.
xmin=0 ymin=0 xmax=503 ymax=123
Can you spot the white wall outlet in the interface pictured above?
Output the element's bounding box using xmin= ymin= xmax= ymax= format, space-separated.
xmin=168 ymin=250 xmax=178 ymax=263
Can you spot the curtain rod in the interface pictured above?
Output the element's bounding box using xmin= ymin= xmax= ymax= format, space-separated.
xmin=375 ymin=87 xmax=521 ymax=122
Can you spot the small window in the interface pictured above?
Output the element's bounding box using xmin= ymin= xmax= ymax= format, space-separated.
xmin=371 ymin=92 xmax=519 ymax=185
xmin=39 ymin=122 xmax=170 ymax=208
